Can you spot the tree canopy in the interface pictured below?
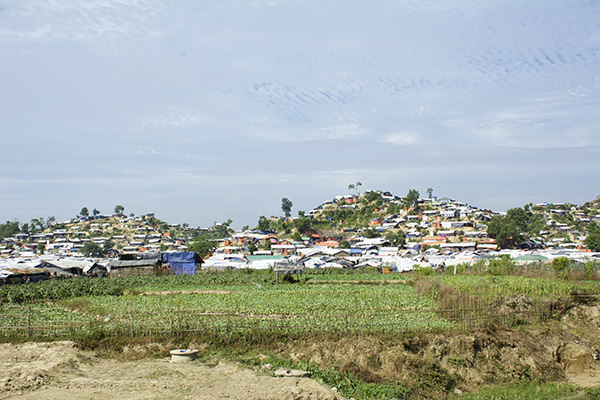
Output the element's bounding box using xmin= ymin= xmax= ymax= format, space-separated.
xmin=81 ymin=242 xmax=104 ymax=257
xmin=257 ymin=216 xmax=271 ymax=232
xmin=188 ymin=235 xmax=217 ymax=258
xmin=281 ymin=198 xmax=293 ymax=218
xmin=405 ymin=189 xmax=420 ymax=206
xmin=585 ymin=224 xmax=600 ymax=251
xmin=348 ymin=181 xmax=362 ymax=195
xmin=486 ymin=207 xmax=535 ymax=249
xmin=0 ymin=221 xmax=20 ymax=239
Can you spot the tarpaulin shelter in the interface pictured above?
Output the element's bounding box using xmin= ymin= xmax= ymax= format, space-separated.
xmin=108 ymin=253 xmax=164 ymax=277
xmin=162 ymin=252 xmax=203 ymax=275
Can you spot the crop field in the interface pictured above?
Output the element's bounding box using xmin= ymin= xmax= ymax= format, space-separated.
xmin=1 ymin=270 xmax=600 ymax=341
xmin=0 ymin=302 xmax=90 ymax=338
xmin=433 ymin=274 xmax=600 ymax=298
xmin=79 ymin=284 xmax=456 ymax=338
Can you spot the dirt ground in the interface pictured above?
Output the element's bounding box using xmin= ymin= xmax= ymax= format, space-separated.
xmin=1 ymin=303 xmax=600 ymax=399
xmin=0 ymin=341 xmax=345 ymax=400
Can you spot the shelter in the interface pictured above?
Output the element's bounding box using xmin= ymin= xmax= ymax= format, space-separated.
xmin=162 ymin=252 xmax=203 ymax=275
xmin=108 ymin=252 xmax=165 ymax=277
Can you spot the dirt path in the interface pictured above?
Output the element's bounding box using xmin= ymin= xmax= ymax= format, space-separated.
xmin=0 ymin=342 xmax=345 ymax=400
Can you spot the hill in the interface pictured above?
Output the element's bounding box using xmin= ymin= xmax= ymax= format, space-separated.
xmin=1 ymin=191 xmax=599 ymax=258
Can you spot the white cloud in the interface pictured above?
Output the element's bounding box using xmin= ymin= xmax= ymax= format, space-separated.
xmin=1 ymin=0 xmax=599 ymax=228
xmin=383 ymin=132 xmax=420 ymax=146
xmin=0 ymin=0 xmax=163 ymax=44
xmin=142 ymin=107 xmax=206 ymax=127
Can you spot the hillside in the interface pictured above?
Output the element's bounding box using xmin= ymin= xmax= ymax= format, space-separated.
xmin=1 ymin=191 xmax=599 ymax=258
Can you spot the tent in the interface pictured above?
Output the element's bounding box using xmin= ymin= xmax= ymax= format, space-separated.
xmin=162 ymin=252 xmax=202 ymax=275
xmin=515 ymin=254 xmax=549 ymax=262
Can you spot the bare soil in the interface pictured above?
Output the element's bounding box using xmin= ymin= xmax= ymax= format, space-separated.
xmin=0 ymin=342 xmax=344 ymax=400
xmin=1 ymin=302 xmax=599 ymax=399
xmin=273 ymin=302 xmax=600 ymax=396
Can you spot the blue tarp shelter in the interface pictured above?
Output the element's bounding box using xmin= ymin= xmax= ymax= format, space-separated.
xmin=162 ymin=252 xmax=202 ymax=275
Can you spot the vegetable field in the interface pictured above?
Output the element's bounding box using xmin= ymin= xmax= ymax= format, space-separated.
xmin=1 ymin=270 xmax=599 ymax=342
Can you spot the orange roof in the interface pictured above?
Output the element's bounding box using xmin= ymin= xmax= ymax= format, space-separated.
xmin=318 ymin=241 xmax=339 ymax=248
xmin=423 ymin=236 xmax=448 ymax=242
xmin=422 ymin=241 xmax=447 ymax=247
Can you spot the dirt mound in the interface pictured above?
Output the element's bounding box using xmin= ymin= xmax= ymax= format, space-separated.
xmin=0 ymin=342 xmax=344 ymax=400
xmin=3 ymin=303 xmax=600 ymax=399
xmin=276 ymin=304 xmax=600 ymax=395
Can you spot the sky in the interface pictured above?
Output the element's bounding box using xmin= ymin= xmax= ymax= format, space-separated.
xmin=1 ymin=0 xmax=599 ymax=229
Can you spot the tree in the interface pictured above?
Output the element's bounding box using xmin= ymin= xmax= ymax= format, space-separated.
xmin=585 ymin=225 xmax=600 ymax=251
xmin=294 ymin=217 xmax=311 ymax=234
xmin=257 ymin=216 xmax=270 ymax=232
xmin=0 ymin=221 xmax=21 ymax=239
xmin=36 ymin=242 xmax=45 ymax=254
xmin=348 ymin=181 xmax=362 ymax=195
xmin=189 ymin=235 xmax=217 ymax=258
xmin=426 ymin=188 xmax=433 ymax=199
xmin=81 ymin=242 xmax=103 ymax=257
xmin=30 ymin=217 xmax=45 ymax=232
xmin=552 ymin=256 xmax=570 ymax=279
xmin=405 ymin=189 xmax=420 ymax=206
xmin=363 ymin=228 xmax=381 ymax=238
xmin=281 ymin=198 xmax=293 ymax=218
xmin=47 ymin=216 xmax=56 ymax=227
xmin=104 ymin=240 xmax=114 ymax=252
xmin=114 ymin=205 xmax=125 ymax=215
xmin=210 ymin=219 xmax=233 ymax=238
xmin=486 ymin=207 xmax=530 ymax=249
xmin=338 ymin=240 xmax=351 ymax=249
xmin=291 ymin=232 xmax=302 ymax=242
xmin=80 ymin=207 xmax=89 ymax=217
xmin=93 ymin=208 xmax=100 ymax=218
xmin=385 ymin=231 xmax=406 ymax=247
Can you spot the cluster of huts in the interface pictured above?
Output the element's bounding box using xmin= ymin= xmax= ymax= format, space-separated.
xmin=0 ymin=252 xmax=203 ymax=284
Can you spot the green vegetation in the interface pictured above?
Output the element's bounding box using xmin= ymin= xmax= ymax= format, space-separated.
xmin=281 ymin=197 xmax=293 ymax=218
xmin=2 ymin=269 xmax=600 ymax=399
xmin=80 ymin=242 xmax=107 ymax=257
xmin=348 ymin=181 xmax=362 ymax=195
xmin=552 ymin=256 xmax=570 ymax=280
xmin=453 ymin=381 xmax=582 ymax=400
xmin=486 ymin=207 xmax=548 ymax=248
xmin=0 ymin=220 xmax=20 ymax=239
xmin=585 ymin=224 xmax=600 ymax=251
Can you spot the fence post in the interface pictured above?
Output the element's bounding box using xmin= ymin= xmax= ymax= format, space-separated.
xmin=130 ymin=308 xmax=134 ymax=337
xmin=28 ymin=305 xmax=32 ymax=338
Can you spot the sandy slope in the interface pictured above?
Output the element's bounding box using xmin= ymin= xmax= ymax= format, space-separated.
xmin=0 ymin=342 xmax=344 ymax=400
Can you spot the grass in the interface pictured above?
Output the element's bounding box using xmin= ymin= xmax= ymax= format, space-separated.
xmin=81 ymin=283 xmax=455 ymax=339
xmin=3 ymin=270 xmax=600 ymax=399
xmin=451 ymin=381 xmax=596 ymax=400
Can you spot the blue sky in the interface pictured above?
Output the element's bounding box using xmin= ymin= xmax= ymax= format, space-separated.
xmin=1 ymin=0 xmax=599 ymax=229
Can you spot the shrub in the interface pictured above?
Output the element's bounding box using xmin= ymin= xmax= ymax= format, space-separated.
xmin=488 ymin=255 xmax=516 ymax=276
xmin=416 ymin=266 xmax=434 ymax=276
xmin=552 ymin=257 xmax=570 ymax=280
